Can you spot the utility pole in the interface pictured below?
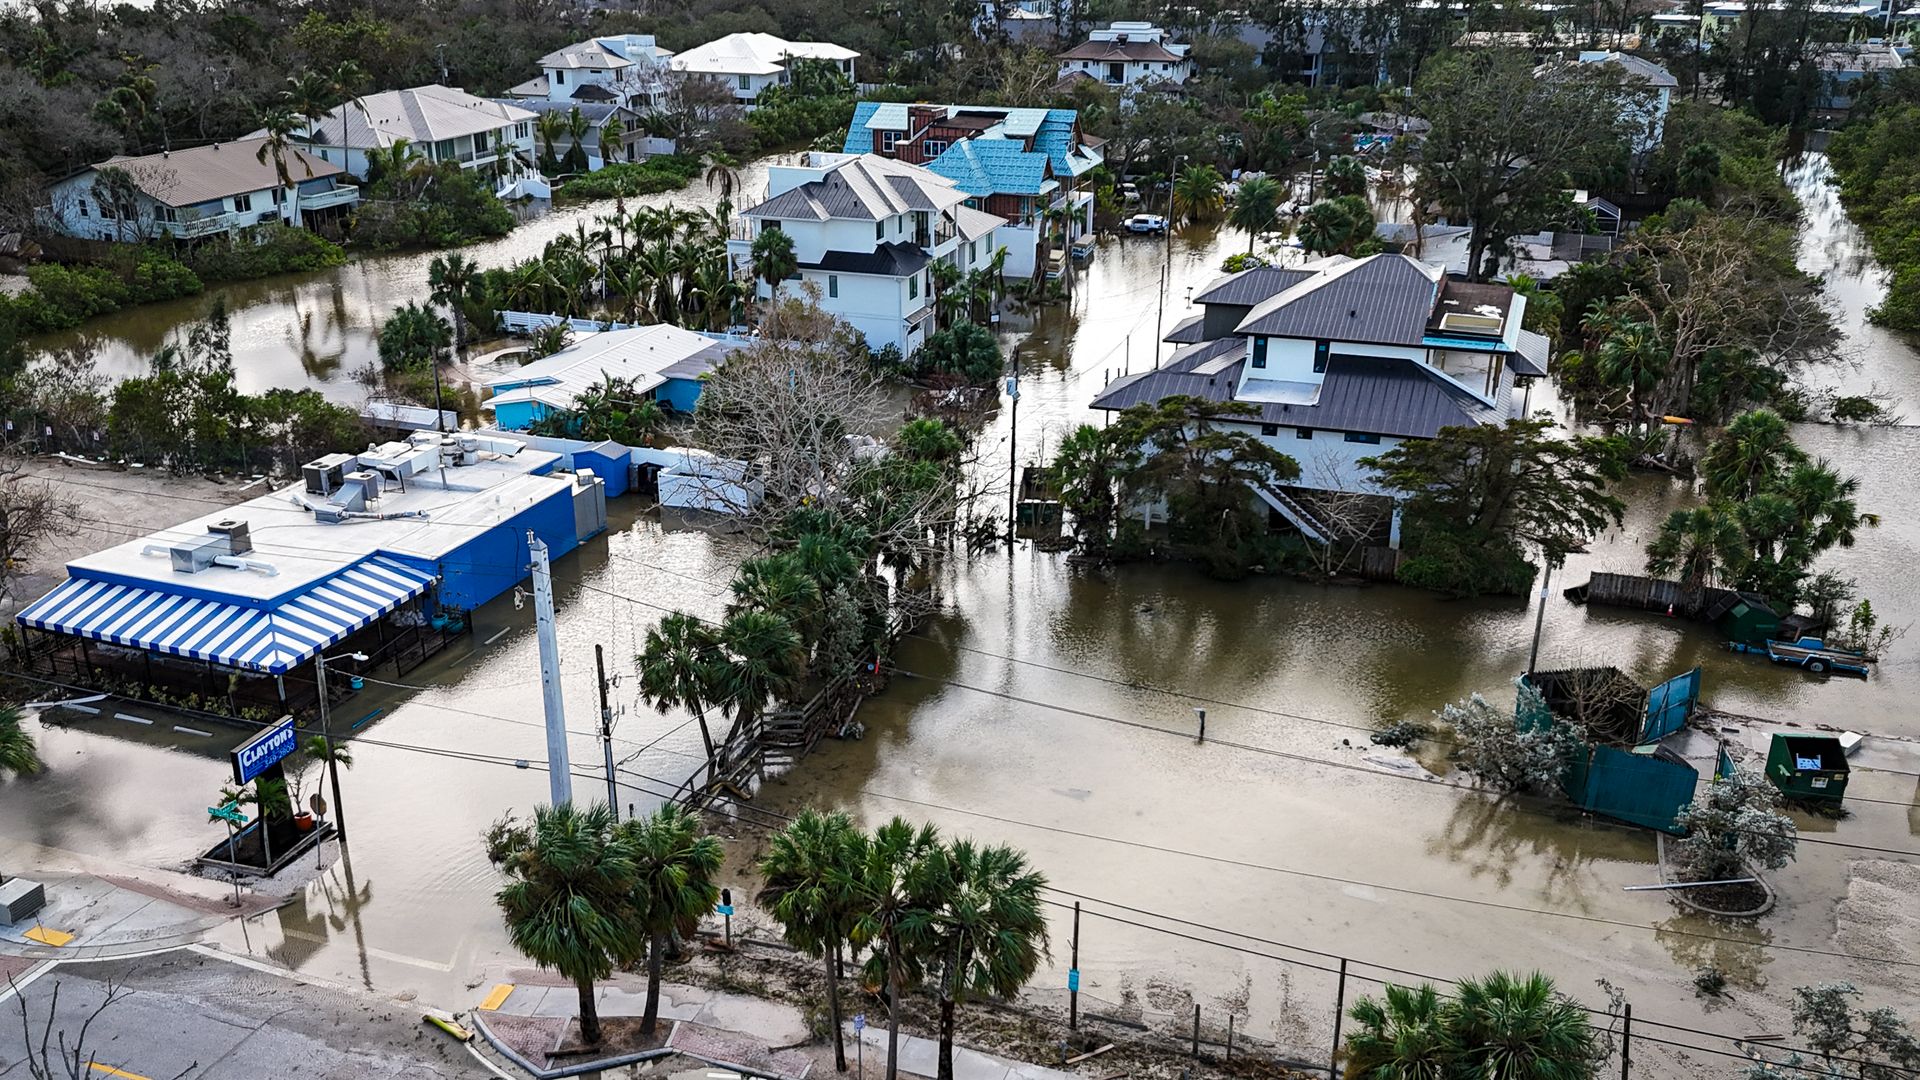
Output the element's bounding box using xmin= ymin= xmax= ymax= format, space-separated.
xmin=595 ymin=644 xmax=618 ymax=818
xmin=1527 ymin=559 xmax=1554 ymax=676
xmin=528 ymin=532 xmax=573 ymax=807
xmin=317 ymin=658 xmax=342 ymax=841
xmin=1006 ymin=350 xmax=1020 ymax=547
xmin=1153 ymin=264 xmax=1166 ymax=367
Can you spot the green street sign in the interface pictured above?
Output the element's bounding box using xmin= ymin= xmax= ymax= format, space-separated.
xmin=209 ymin=802 xmax=248 ymax=825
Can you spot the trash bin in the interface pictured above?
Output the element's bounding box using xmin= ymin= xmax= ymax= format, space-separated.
xmin=1765 ymin=733 xmax=1850 ymax=804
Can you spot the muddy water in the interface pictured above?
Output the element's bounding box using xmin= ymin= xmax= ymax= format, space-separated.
xmin=22 ymin=160 xmax=775 ymax=391
xmin=3 ymin=153 xmax=1917 ymax=1071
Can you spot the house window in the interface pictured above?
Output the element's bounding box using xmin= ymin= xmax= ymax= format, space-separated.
xmin=556 ymin=71 xmax=566 ymax=85
xmin=77 ymin=198 xmax=89 ymax=218
xmin=881 ymin=131 xmax=899 ymax=152
xmin=474 ymin=130 xmax=490 ymax=151
xmin=1313 ymin=340 xmax=1330 ymax=373
xmin=738 ymin=74 xmax=751 ymax=90
xmin=270 ymin=187 xmax=282 ymax=204
xmin=877 ymin=220 xmax=885 ymax=240
xmin=1251 ymin=337 xmax=1268 ymax=369
xmin=1343 ymin=432 xmax=1382 ymax=444
xmin=156 ymin=206 xmax=179 ymax=223
xmin=923 ymin=139 xmax=948 ymax=156
xmin=828 ymin=275 xmax=839 ymax=298
xmin=1295 ymin=428 xmax=1314 ymax=440
xmin=909 ymin=276 xmax=918 ymax=300
xmin=516 ymin=122 xmax=530 ymax=139
xmin=233 ymin=193 xmax=252 ymax=213
xmin=1260 ymin=424 xmax=1279 ymax=437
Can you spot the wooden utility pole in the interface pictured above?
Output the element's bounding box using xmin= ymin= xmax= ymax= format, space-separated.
xmin=528 ymin=532 xmax=572 ymax=806
xmin=596 ymin=644 xmax=617 ymax=817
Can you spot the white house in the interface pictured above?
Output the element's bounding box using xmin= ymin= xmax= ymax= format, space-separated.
xmin=1055 ymin=22 xmax=1192 ymax=88
xmin=508 ymin=34 xmax=675 ymax=110
xmin=43 ymin=139 xmax=358 ymax=242
xmin=495 ymin=100 xmax=648 ymax=171
xmin=1093 ymin=255 xmax=1551 ymax=543
xmin=1573 ymin=51 xmax=1676 ymax=153
xmin=484 ymin=323 xmax=736 ymax=430
xmin=670 ymin=33 xmax=859 ymax=107
xmin=729 ymin=153 xmax=1005 ymax=356
xmin=287 ymin=85 xmax=541 ymax=188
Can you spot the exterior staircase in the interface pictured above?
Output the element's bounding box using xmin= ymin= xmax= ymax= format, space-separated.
xmin=1247 ymin=480 xmax=1331 ymax=543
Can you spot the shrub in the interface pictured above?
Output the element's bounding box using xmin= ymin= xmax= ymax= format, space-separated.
xmin=185 ymin=224 xmax=348 ymax=281
xmin=554 ymin=155 xmax=703 ymax=201
xmin=352 ymin=163 xmax=515 ymax=251
xmin=915 ymin=322 xmax=1002 ymax=385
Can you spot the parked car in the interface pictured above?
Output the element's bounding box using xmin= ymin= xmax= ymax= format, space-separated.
xmin=1124 ymin=214 xmax=1167 ymax=235
xmin=1119 ymin=182 xmax=1141 ymax=204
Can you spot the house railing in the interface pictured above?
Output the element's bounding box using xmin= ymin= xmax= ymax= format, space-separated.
xmin=166 ymin=212 xmax=238 ymax=238
xmin=297 ymin=186 xmax=360 ymax=211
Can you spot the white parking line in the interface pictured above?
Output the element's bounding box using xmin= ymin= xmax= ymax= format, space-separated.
xmin=65 ymin=704 xmax=100 ymax=714
xmin=115 ymin=713 xmax=154 ymax=725
xmin=173 ymin=726 xmax=214 ymax=738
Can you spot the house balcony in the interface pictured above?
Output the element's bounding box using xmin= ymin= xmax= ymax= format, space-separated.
xmin=164 ymin=212 xmax=239 ymax=238
xmin=297 ymin=186 xmax=360 ymax=211
xmin=905 ymin=302 xmax=937 ymax=334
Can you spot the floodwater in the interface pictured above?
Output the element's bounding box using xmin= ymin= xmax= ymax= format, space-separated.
xmin=4 ymin=152 xmax=1918 ymax=1074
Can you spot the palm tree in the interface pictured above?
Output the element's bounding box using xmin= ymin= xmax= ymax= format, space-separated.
xmin=1588 ymin=317 xmax=1666 ymax=432
xmin=1228 ymin=175 xmax=1281 ymax=253
xmin=1775 ymin=460 xmax=1876 ymax=555
xmin=325 ymin=61 xmax=369 ymax=161
xmin=303 ymin=734 xmax=353 ymax=836
xmin=1171 ymin=163 xmax=1226 ymax=223
xmin=364 ymin=138 xmax=426 ymax=196
xmin=377 ymin=301 xmax=452 ymax=373
xmin=1296 ymin=199 xmax=1356 ymax=256
xmin=751 ymin=228 xmax=798 ymax=305
xmin=536 ymin=111 xmax=567 ymax=174
xmin=1645 ymin=504 xmax=1747 ymax=609
xmin=1324 ymin=154 xmax=1368 ymax=198
xmin=758 ymin=810 xmax=866 ymax=1072
xmin=1701 ymin=409 xmax=1805 ymax=501
xmin=488 ymin=802 xmax=642 ymax=1047
xmin=600 ymin=113 xmax=627 ymax=166
xmin=564 ymin=107 xmax=593 ymax=174
xmin=712 ymin=608 xmax=807 ymax=748
xmin=1446 ymin=971 xmax=1598 ymax=1078
xmin=282 ymin=69 xmax=334 ymax=146
xmin=1052 ymin=423 xmax=1132 ymax=557
xmin=1342 ymin=982 xmax=1450 ymax=1080
xmin=255 ymin=106 xmax=313 ymax=227
xmin=705 ymin=153 xmax=741 ymax=201
xmin=926 ymin=841 xmax=1050 ymax=1080
xmin=428 ymin=253 xmax=480 ymax=360
xmin=637 ymin=612 xmax=724 ymax=768
xmin=615 ymin=804 xmax=723 ymax=1038
xmin=839 ymin=818 xmax=944 ymax=1080
xmin=730 ymin=554 xmax=824 ymax=640
xmin=1 ymin=707 xmax=44 ymax=777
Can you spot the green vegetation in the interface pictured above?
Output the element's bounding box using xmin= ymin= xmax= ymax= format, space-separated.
xmin=377 ymin=301 xmax=452 ymax=374
xmin=0 ymin=706 xmax=43 ymax=778
xmin=758 ymin=809 xmax=862 ymax=1072
xmin=1672 ymin=766 xmax=1797 ymax=883
xmin=1365 ymin=419 xmax=1629 ymax=598
xmin=914 ymin=322 xmax=1003 ymax=385
xmin=1344 ymin=971 xmax=1602 ymax=1079
xmin=617 ymin=804 xmax=724 ymax=1037
xmin=1828 ymin=70 xmax=1920 ymax=331
xmin=351 ymin=159 xmax=515 ymax=251
xmin=528 ymin=376 xmax=667 ymax=443
xmin=1228 ymin=175 xmax=1282 ymax=252
xmin=1296 ymin=195 xmax=1377 ymax=257
xmin=0 ymin=250 xmax=201 ymax=334
xmin=1745 ymin=983 xmax=1920 ymax=1080
xmin=554 ymin=154 xmax=704 ymax=201
xmin=184 ymin=223 xmax=347 ymax=282
xmin=746 ymin=60 xmax=856 ymax=152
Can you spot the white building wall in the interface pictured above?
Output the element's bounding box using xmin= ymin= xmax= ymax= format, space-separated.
xmin=1239 ymin=337 xmax=1424 ymax=393
xmin=1242 ymin=422 xmax=1402 ymax=494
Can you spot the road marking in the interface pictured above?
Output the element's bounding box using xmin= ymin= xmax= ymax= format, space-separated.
xmin=477 ymin=983 xmax=514 ymax=1011
xmin=89 ymin=1063 xmax=155 ymax=1080
xmin=115 ymin=713 xmax=153 ymax=725
xmin=64 ymin=704 xmax=101 ymax=714
xmin=24 ymin=926 xmax=75 ymax=947
xmin=484 ymin=628 xmax=510 ymax=646
xmin=276 ymin=929 xmax=455 ymax=972
xmin=173 ymin=725 xmax=213 ymax=737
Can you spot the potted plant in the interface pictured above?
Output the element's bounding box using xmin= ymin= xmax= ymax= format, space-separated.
xmin=282 ymin=756 xmax=317 ymax=832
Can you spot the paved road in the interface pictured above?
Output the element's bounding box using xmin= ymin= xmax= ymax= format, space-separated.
xmin=0 ymin=950 xmax=492 ymax=1079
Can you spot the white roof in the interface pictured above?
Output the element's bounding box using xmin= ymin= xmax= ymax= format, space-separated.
xmin=302 ymin=85 xmax=536 ymax=150
xmin=671 ymin=33 xmax=858 ymax=77
xmin=540 ymin=42 xmax=633 ymax=70
xmin=63 ymin=437 xmax=566 ymax=603
xmin=484 ymin=324 xmax=727 ymax=413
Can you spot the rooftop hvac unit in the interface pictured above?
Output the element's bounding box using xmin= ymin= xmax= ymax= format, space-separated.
xmin=303 ymin=453 xmax=356 ymax=495
xmin=207 ymin=519 xmax=252 ymax=555
xmin=169 ymin=535 xmax=228 ymax=573
xmin=344 ymin=470 xmax=381 ymax=504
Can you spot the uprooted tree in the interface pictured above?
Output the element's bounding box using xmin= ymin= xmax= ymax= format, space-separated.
xmin=1671 ymin=767 xmax=1798 ymax=883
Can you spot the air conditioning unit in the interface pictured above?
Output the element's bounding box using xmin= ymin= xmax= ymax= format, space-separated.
xmin=303 ymin=453 xmax=355 ymax=495
xmin=207 ymin=519 xmax=251 ymax=555
xmin=343 ymin=470 xmax=381 ymax=504
xmin=169 ymin=535 xmax=227 ymax=573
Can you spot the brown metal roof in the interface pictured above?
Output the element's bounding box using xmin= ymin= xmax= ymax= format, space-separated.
xmin=1056 ymin=39 xmax=1185 ymax=63
xmin=100 ymin=139 xmax=344 ymax=207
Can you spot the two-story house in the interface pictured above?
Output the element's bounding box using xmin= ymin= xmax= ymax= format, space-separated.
xmin=43 ymin=139 xmax=359 ymax=242
xmin=1056 ymin=22 xmax=1193 ymax=89
xmin=508 ymin=34 xmax=675 ymax=110
xmin=843 ymin=102 xmax=1102 ymax=280
xmin=670 ymin=33 xmax=859 ymax=108
xmin=288 ymin=85 xmax=541 ymax=190
xmin=1091 ymin=254 xmax=1551 ymax=543
xmin=1572 ymin=50 xmax=1676 ymax=153
xmin=729 ymin=153 xmax=1005 ymax=356
xmin=491 ymin=99 xmax=647 ymax=172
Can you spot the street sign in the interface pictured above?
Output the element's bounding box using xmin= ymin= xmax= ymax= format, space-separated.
xmin=716 ymin=904 xmax=735 ymax=916
xmin=1067 ymin=969 xmax=1080 ymax=992
xmin=853 ymin=1014 xmax=866 ymax=1034
xmin=309 ymin=793 xmax=328 ymax=817
xmin=232 ymin=715 xmax=298 ymax=785
xmin=208 ymin=802 xmax=248 ymax=826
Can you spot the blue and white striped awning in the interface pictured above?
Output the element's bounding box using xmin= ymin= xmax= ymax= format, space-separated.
xmin=15 ymin=557 xmax=437 ymax=675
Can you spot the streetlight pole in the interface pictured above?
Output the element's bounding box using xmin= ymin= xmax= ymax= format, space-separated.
xmin=315 ymin=649 xmax=367 ymax=841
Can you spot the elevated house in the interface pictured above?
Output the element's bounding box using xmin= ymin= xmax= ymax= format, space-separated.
xmin=670 ymin=33 xmax=858 ymax=108
xmin=43 ymin=140 xmax=358 ymax=241
xmin=729 ymin=152 xmax=1005 ymax=355
xmin=1571 ymin=50 xmax=1677 ymax=153
xmin=10 ymin=432 xmax=605 ymax=718
xmin=843 ymin=102 xmax=1101 ymax=279
xmin=495 ymin=99 xmax=648 ymax=171
xmin=1092 ymin=254 xmax=1550 ymax=543
xmin=284 ymin=85 xmax=542 ymax=191
xmin=508 ymin=33 xmax=675 ymax=110
xmin=1056 ymin=21 xmax=1193 ymax=88
xmin=484 ymin=323 xmax=736 ymax=430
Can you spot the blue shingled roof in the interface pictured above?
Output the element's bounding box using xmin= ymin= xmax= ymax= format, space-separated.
xmin=1035 ymin=110 xmax=1082 ymax=175
xmin=844 ymin=101 xmax=884 ymax=153
xmin=926 ymin=140 xmax=1050 ymax=197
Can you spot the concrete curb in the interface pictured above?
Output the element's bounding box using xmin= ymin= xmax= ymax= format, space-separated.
xmin=470 ymin=1010 xmax=679 ymax=1079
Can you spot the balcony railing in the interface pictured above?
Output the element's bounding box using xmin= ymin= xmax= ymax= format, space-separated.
xmin=297 ymin=186 xmax=360 ymax=211
xmin=165 ymin=212 xmax=238 ymax=238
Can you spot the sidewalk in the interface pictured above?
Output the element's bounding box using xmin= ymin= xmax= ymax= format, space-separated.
xmin=0 ymin=871 xmax=280 ymax=960
xmin=850 ymin=1025 xmax=1081 ymax=1080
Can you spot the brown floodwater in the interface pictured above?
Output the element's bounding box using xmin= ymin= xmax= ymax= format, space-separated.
xmin=4 ymin=152 xmax=1917 ymax=1075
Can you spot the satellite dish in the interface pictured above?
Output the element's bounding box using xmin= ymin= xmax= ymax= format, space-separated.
xmin=309 ymin=793 xmax=328 ymax=817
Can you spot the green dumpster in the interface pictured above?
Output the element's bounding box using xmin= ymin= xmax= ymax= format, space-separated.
xmin=1765 ymin=734 xmax=1850 ymax=804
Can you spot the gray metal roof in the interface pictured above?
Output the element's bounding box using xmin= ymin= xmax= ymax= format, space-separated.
xmin=1164 ymin=313 xmax=1207 ymax=344
xmin=1235 ymin=254 xmax=1444 ymax=345
xmin=1512 ymin=329 xmax=1551 ymax=378
xmin=801 ymin=241 xmax=930 ymax=276
xmin=746 ymin=154 xmax=966 ymax=222
xmin=1193 ymin=265 xmax=1313 ymax=307
xmin=1091 ymin=353 xmax=1495 ymax=440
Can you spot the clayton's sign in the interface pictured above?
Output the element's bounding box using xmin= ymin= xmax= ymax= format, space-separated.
xmin=232 ymin=715 xmax=298 ymax=785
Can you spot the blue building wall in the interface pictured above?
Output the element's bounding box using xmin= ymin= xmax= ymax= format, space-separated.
xmin=491 ymin=400 xmax=551 ymax=432
xmin=658 ymin=378 xmax=703 ymax=413
xmin=573 ymin=445 xmax=631 ymax=498
xmin=404 ymin=482 xmax=581 ymax=611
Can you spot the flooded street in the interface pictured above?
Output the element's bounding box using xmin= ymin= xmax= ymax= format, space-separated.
xmin=5 ymin=151 xmax=1918 ymax=1073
